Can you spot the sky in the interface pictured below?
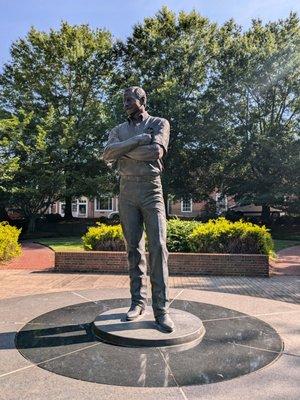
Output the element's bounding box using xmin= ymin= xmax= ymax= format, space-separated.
xmin=1 ymin=0 xmax=300 ymax=66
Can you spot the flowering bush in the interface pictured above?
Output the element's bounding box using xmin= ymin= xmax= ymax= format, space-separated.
xmin=166 ymin=218 xmax=199 ymax=252
xmin=189 ymin=217 xmax=273 ymax=255
xmin=82 ymin=218 xmax=273 ymax=255
xmin=0 ymin=221 xmax=22 ymax=262
xmin=82 ymin=223 xmax=125 ymax=251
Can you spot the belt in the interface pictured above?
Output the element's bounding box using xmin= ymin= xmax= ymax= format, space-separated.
xmin=120 ymin=175 xmax=161 ymax=182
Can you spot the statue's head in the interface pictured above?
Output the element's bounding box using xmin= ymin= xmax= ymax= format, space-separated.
xmin=123 ymin=86 xmax=147 ymax=116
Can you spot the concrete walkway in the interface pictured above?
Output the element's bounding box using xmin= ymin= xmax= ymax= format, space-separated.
xmin=271 ymin=246 xmax=300 ymax=276
xmin=0 ymin=242 xmax=54 ymax=270
xmin=0 ymin=270 xmax=298 ymax=304
xmin=0 ymin=247 xmax=299 ymax=400
xmin=0 ymin=286 xmax=299 ymax=400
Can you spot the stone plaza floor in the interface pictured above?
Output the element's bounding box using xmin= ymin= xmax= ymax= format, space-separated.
xmin=0 ymin=269 xmax=299 ymax=400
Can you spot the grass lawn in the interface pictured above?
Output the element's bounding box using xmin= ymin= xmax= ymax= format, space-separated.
xmin=273 ymin=239 xmax=300 ymax=253
xmin=36 ymin=237 xmax=84 ymax=251
xmin=36 ymin=236 xmax=300 ymax=254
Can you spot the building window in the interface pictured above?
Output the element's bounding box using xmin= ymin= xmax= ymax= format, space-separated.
xmin=59 ymin=199 xmax=87 ymax=216
xmin=72 ymin=202 xmax=78 ymax=213
xmin=215 ymin=193 xmax=228 ymax=214
xmin=59 ymin=202 xmax=65 ymax=216
xmin=78 ymin=198 xmax=87 ymax=215
xmin=95 ymin=197 xmax=113 ymax=211
xmin=181 ymin=199 xmax=193 ymax=213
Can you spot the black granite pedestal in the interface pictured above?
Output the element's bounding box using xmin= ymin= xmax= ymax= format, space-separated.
xmin=92 ymin=306 xmax=205 ymax=348
xmin=15 ymin=297 xmax=283 ymax=387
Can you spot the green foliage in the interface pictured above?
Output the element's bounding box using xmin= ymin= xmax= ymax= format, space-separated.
xmin=0 ymin=22 xmax=116 ymax=228
xmin=0 ymin=221 xmax=22 ymax=262
xmin=166 ymin=218 xmax=199 ymax=252
xmin=82 ymin=218 xmax=272 ymax=255
xmin=117 ymin=9 xmax=300 ymax=212
xmin=207 ymin=14 xmax=300 ymax=218
xmin=189 ymin=218 xmax=274 ymax=255
xmin=1 ymin=10 xmax=299 ymax=230
xmin=0 ymin=116 xmax=19 ymax=192
xmin=116 ymin=7 xmax=219 ymax=203
xmin=82 ymin=223 xmax=125 ymax=251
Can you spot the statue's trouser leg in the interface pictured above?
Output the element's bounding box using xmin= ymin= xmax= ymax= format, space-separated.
xmin=119 ymin=180 xmax=147 ymax=309
xmin=140 ymin=177 xmax=169 ymax=317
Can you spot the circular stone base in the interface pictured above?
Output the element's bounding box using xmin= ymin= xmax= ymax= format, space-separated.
xmin=92 ymin=306 xmax=205 ymax=348
xmin=16 ymin=298 xmax=284 ymax=387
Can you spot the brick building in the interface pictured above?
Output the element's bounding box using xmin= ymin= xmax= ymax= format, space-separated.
xmin=49 ymin=197 xmax=119 ymax=219
xmin=49 ymin=191 xmax=236 ymax=219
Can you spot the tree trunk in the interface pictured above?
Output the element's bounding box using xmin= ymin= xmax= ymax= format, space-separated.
xmin=28 ymin=215 xmax=38 ymax=233
xmin=64 ymin=195 xmax=73 ymax=220
xmin=261 ymin=204 xmax=271 ymax=226
xmin=0 ymin=205 xmax=10 ymax=222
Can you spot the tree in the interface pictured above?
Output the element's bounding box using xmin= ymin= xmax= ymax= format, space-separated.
xmin=116 ymin=9 xmax=300 ymax=220
xmin=205 ymin=14 xmax=300 ymax=222
xmin=0 ymin=110 xmax=64 ymax=232
xmin=113 ymin=7 xmax=220 ymax=210
xmin=1 ymin=12 xmax=299 ymax=227
xmin=0 ymin=22 xmax=115 ymax=222
xmin=0 ymin=111 xmax=19 ymax=221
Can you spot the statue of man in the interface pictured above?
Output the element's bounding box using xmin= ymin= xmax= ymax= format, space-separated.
xmin=102 ymin=86 xmax=174 ymax=332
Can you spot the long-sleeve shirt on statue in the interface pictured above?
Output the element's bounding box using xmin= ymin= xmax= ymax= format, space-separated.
xmin=102 ymin=111 xmax=170 ymax=177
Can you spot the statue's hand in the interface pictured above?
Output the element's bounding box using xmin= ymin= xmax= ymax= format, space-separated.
xmin=146 ymin=127 xmax=155 ymax=143
xmin=136 ymin=133 xmax=152 ymax=145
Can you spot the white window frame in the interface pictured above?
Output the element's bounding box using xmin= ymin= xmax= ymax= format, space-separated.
xmin=59 ymin=198 xmax=87 ymax=217
xmin=72 ymin=201 xmax=78 ymax=214
xmin=59 ymin=202 xmax=65 ymax=216
xmin=181 ymin=198 xmax=193 ymax=213
xmin=95 ymin=197 xmax=114 ymax=212
xmin=77 ymin=198 xmax=87 ymax=217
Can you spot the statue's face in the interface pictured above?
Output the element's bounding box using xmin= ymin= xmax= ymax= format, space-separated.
xmin=123 ymin=92 xmax=143 ymax=116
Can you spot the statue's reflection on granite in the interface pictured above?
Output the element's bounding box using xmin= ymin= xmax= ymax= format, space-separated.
xmin=15 ymin=298 xmax=283 ymax=387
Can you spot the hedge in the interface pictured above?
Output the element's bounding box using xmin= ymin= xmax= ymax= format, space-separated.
xmin=82 ymin=223 xmax=125 ymax=251
xmin=82 ymin=218 xmax=273 ymax=255
xmin=0 ymin=221 xmax=22 ymax=262
xmin=189 ymin=218 xmax=273 ymax=255
xmin=166 ymin=218 xmax=199 ymax=252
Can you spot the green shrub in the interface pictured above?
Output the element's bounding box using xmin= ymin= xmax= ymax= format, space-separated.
xmin=189 ymin=217 xmax=274 ymax=255
xmin=0 ymin=221 xmax=22 ymax=262
xmin=82 ymin=217 xmax=273 ymax=255
xmin=167 ymin=218 xmax=200 ymax=252
xmin=82 ymin=223 xmax=125 ymax=251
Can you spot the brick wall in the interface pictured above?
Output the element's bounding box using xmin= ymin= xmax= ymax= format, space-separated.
xmin=55 ymin=251 xmax=269 ymax=277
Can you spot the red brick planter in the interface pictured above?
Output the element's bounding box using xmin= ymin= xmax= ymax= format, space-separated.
xmin=55 ymin=251 xmax=269 ymax=277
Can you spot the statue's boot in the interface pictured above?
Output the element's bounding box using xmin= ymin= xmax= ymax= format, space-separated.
xmin=155 ymin=314 xmax=175 ymax=333
xmin=126 ymin=304 xmax=145 ymax=321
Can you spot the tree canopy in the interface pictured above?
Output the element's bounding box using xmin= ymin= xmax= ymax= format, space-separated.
xmin=0 ymin=9 xmax=299 ymax=230
xmin=116 ymin=7 xmax=220 ymax=202
xmin=205 ymin=14 xmax=300 ymax=220
xmin=0 ymin=22 xmax=116 ymax=227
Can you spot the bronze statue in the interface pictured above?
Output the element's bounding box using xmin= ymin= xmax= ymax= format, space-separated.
xmin=102 ymin=86 xmax=174 ymax=332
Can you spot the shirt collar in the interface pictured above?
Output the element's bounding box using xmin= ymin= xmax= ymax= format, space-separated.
xmin=127 ymin=110 xmax=149 ymax=124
